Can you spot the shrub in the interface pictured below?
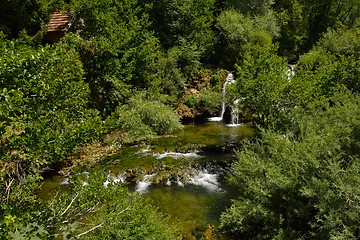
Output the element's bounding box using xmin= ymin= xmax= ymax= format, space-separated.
xmin=107 ymin=94 xmax=183 ymax=143
xmin=220 ymin=91 xmax=360 ymax=239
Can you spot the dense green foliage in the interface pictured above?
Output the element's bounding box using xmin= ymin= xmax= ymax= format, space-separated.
xmin=70 ymin=0 xmax=163 ymax=113
xmin=1 ymin=0 xmax=360 ymax=238
xmin=231 ymin=45 xmax=290 ymax=124
xmin=0 ymin=0 xmax=48 ymax=37
xmin=0 ymin=35 xmax=102 ymax=167
xmin=221 ymin=92 xmax=360 ymax=239
xmin=220 ymin=10 xmax=360 ymax=240
xmin=217 ymin=8 xmax=279 ymax=65
xmin=2 ymin=171 xmax=179 ymax=239
xmin=149 ymin=0 xmax=217 ymax=54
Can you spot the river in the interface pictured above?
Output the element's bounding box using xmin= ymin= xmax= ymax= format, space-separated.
xmin=41 ymin=121 xmax=254 ymax=238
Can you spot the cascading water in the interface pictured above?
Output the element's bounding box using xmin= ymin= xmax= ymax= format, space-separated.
xmin=208 ymin=73 xmax=235 ymax=122
xmin=135 ymin=173 xmax=157 ymax=194
xmin=152 ymin=151 xmax=202 ymax=160
xmin=135 ymin=169 xmax=222 ymax=193
xmin=208 ymin=73 xmax=242 ymax=126
xmin=187 ymin=169 xmax=222 ymax=192
xmin=41 ymin=122 xmax=254 ymax=238
xmin=228 ymin=99 xmax=241 ymax=126
xmin=103 ymin=173 xmax=126 ymax=187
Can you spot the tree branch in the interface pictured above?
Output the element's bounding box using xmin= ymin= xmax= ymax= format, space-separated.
xmin=59 ymin=192 xmax=79 ymax=217
xmin=75 ymin=220 xmax=106 ymax=238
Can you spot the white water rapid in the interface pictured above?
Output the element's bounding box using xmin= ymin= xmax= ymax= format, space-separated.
xmin=103 ymin=173 xmax=126 ymax=187
xmin=135 ymin=169 xmax=222 ymax=194
xmin=152 ymin=151 xmax=202 ymax=159
xmin=135 ymin=173 xmax=157 ymax=194
xmin=187 ymin=169 xmax=222 ymax=191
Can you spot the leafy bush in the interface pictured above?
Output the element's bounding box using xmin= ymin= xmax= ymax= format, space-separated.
xmin=199 ymin=89 xmax=222 ymax=115
xmin=67 ymin=0 xmax=164 ymax=114
xmin=220 ymin=91 xmax=360 ymax=239
xmin=0 ymin=38 xmax=103 ymax=168
xmin=107 ymin=94 xmax=182 ymax=143
xmin=232 ymin=45 xmax=290 ymax=124
xmin=1 ymin=171 xmax=181 ymax=239
xmin=290 ymin=26 xmax=360 ymax=108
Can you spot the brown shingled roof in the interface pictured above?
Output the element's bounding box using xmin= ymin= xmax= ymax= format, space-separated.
xmin=45 ymin=12 xmax=72 ymax=32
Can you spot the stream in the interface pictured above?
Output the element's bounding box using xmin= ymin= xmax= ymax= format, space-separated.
xmin=41 ymin=121 xmax=254 ymax=238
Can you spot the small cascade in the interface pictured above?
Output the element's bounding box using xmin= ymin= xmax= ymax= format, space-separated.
xmin=227 ymin=99 xmax=242 ymax=127
xmin=208 ymin=73 xmax=235 ymax=122
xmin=152 ymin=151 xmax=202 ymax=159
xmin=135 ymin=173 xmax=157 ymax=194
xmin=103 ymin=172 xmax=126 ymax=187
xmin=187 ymin=169 xmax=221 ymax=192
xmin=231 ymin=99 xmax=240 ymax=124
xmin=60 ymin=177 xmax=69 ymax=185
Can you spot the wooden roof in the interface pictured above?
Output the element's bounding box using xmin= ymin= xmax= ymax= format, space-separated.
xmin=45 ymin=12 xmax=72 ymax=32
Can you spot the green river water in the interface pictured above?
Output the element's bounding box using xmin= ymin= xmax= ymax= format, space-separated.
xmin=42 ymin=121 xmax=254 ymax=238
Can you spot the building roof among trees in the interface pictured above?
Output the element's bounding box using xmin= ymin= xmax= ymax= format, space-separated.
xmin=45 ymin=12 xmax=72 ymax=32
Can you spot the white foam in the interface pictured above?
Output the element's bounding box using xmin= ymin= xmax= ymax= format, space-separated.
xmin=152 ymin=152 xmax=201 ymax=159
xmin=139 ymin=146 xmax=151 ymax=153
xmin=207 ymin=117 xmax=223 ymax=122
xmin=103 ymin=173 xmax=126 ymax=187
xmin=166 ymin=179 xmax=172 ymax=186
xmin=60 ymin=177 xmax=69 ymax=185
xmin=225 ymin=123 xmax=243 ymax=127
xmin=187 ymin=170 xmax=221 ymax=191
xmin=135 ymin=173 xmax=157 ymax=194
xmin=176 ymin=179 xmax=184 ymax=187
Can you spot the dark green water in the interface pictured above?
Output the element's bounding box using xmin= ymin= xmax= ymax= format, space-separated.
xmin=41 ymin=122 xmax=254 ymax=238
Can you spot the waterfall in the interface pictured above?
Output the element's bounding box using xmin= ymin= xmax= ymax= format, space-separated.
xmin=231 ymin=99 xmax=240 ymax=125
xmin=220 ymin=73 xmax=235 ymax=120
xmin=208 ymin=73 xmax=235 ymax=122
xmin=226 ymin=99 xmax=243 ymax=127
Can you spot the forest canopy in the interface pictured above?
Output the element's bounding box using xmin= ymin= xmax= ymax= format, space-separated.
xmin=0 ymin=0 xmax=359 ymax=239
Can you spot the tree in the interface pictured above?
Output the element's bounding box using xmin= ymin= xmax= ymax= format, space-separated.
xmin=68 ymin=0 xmax=163 ymax=114
xmin=231 ymin=45 xmax=290 ymax=124
xmin=289 ymin=25 xmax=360 ymax=108
xmin=273 ymin=0 xmax=360 ymax=54
xmin=0 ymin=37 xmax=102 ymax=168
xmin=148 ymin=0 xmax=217 ymax=54
xmin=216 ymin=8 xmax=280 ymax=66
xmin=225 ymin=0 xmax=275 ymax=15
xmin=0 ymin=36 xmax=103 ymax=230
